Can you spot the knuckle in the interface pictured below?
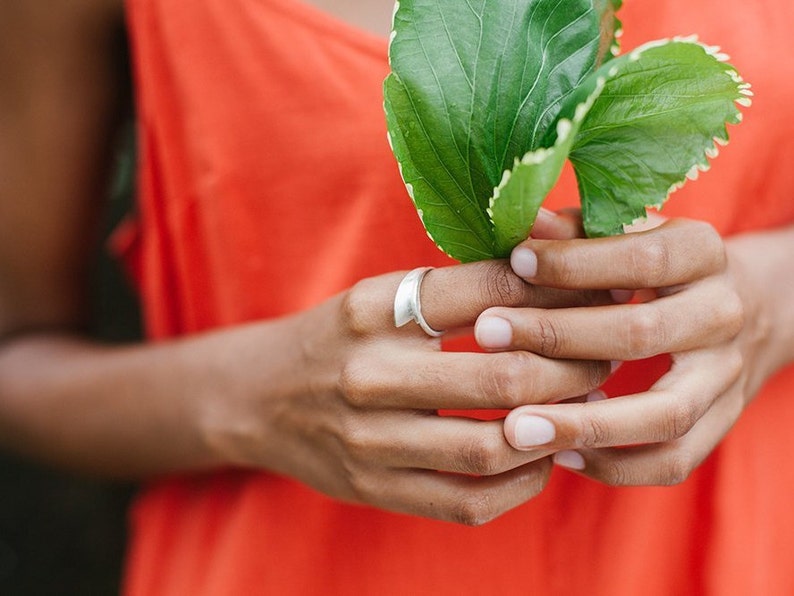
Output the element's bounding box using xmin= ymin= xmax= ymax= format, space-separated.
xmin=338 ymin=357 xmax=378 ymax=407
xmin=331 ymin=426 xmax=379 ymax=502
xmin=585 ymin=360 xmax=612 ymax=391
xmin=601 ymin=458 xmax=631 ymax=487
xmin=694 ymin=221 xmax=728 ymax=271
xmin=480 ymin=352 xmax=535 ymax=407
xmin=530 ymin=459 xmax=554 ymax=494
xmin=719 ymin=292 xmax=746 ymax=338
xmin=598 ymin=449 xmax=696 ymax=487
xmin=451 ymin=493 xmax=498 ymax=527
xmin=341 ymin=280 xmax=380 ymax=336
xmin=481 ymin=261 xmax=528 ymax=308
xmin=659 ymin=450 xmax=695 ymax=486
xmin=635 ymin=236 xmax=672 ymax=285
xmin=534 ymin=316 xmax=563 ymax=357
xmin=579 ymin=412 xmax=612 ymax=448
xmin=339 ymin=421 xmax=375 ymax=463
xmin=344 ymin=466 xmax=379 ymax=504
xmin=665 ymin=397 xmax=700 ymax=441
xmin=545 ymin=249 xmax=579 ymax=287
xmin=458 ymin=434 xmax=504 ymax=476
xmin=626 ymin=306 xmax=665 ymax=358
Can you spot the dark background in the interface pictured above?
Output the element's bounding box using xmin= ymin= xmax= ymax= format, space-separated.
xmin=0 ymin=124 xmax=140 ymax=595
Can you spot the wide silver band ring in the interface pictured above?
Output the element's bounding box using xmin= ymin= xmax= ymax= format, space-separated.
xmin=393 ymin=267 xmax=445 ymax=338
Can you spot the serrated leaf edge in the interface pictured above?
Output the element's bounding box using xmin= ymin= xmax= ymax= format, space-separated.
xmin=584 ymin=36 xmax=753 ymax=230
xmin=386 ymin=4 xmax=754 ymax=252
xmin=487 ymin=74 xmax=607 ymax=227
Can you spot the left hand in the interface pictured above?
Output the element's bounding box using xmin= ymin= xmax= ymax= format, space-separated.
xmin=476 ymin=217 xmax=769 ymax=486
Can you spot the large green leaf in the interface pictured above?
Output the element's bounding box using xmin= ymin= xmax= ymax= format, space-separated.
xmin=385 ymin=3 xmax=749 ymax=261
xmin=566 ymin=39 xmax=750 ymax=236
xmin=384 ymin=0 xmax=603 ymax=262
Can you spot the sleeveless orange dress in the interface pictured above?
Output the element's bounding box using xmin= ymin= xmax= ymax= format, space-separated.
xmin=123 ymin=1 xmax=794 ymax=594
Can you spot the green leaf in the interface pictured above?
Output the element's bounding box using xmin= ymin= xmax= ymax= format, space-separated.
xmin=487 ymin=133 xmax=573 ymax=258
xmin=566 ymin=38 xmax=750 ymax=237
xmin=488 ymin=81 xmax=605 ymax=256
xmin=385 ymin=4 xmax=749 ymax=261
xmin=384 ymin=0 xmax=604 ymax=262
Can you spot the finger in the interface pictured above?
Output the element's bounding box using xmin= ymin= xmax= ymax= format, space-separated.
xmin=340 ymin=348 xmax=611 ymax=410
xmin=503 ymin=347 xmax=742 ymax=451
xmin=345 ymin=411 xmax=553 ymax=476
xmin=510 ymin=219 xmax=727 ymax=290
xmin=419 ymin=262 xmax=609 ymax=332
xmin=368 ymin=459 xmax=552 ymax=526
xmin=530 ymin=207 xmax=584 ymax=240
xmin=345 ymin=265 xmax=610 ymax=340
xmin=475 ymin=277 xmax=745 ymax=360
xmin=554 ymin=380 xmax=744 ymax=486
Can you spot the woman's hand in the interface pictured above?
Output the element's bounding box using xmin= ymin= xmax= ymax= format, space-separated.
xmin=476 ymin=218 xmax=792 ymax=487
xmin=198 ymin=259 xmax=611 ymax=525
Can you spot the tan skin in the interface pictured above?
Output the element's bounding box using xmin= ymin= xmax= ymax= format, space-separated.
xmin=306 ymin=0 xmax=397 ymax=36
xmin=495 ymin=220 xmax=794 ymax=485
xmin=1 ymin=0 xmax=793 ymax=525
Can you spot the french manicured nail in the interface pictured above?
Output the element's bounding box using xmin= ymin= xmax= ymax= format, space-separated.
xmin=511 ymin=247 xmax=537 ymax=278
xmin=514 ymin=415 xmax=556 ymax=447
xmin=475 ymin=316 xmax=512 ymax=348
xmin=553 ymin=450 xmax=586 ymax=470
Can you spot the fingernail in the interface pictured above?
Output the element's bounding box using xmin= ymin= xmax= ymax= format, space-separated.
xmin=553 ymin=450 xmax=586 ymax=470
xmin=534 ymin=207 xmax=557 ymax=226
xmin=610 ymin=360 xmax=623 ymax=373
xmin=475 ymin=316 xmax=512 ymax=348
xmin=610 ymin=289 xmax=634 ymax=303
xmin=586 ymin=389 xmax=607 ymax=402
xmin=514 ymin=415 xmax=556 ymax=447
xmin=511 ymin=247 xmax=537 ymax=278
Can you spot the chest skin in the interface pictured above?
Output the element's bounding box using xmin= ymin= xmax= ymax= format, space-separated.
xmin=301 ymin=0 xmax=395 ymax=37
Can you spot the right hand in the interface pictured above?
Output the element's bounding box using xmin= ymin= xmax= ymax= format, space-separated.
xmin=197 ymin=258 xmax=611 ymax=525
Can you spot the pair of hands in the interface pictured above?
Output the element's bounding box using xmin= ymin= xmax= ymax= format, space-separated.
xmin=212 ymin=212 xmax=762 ymax=525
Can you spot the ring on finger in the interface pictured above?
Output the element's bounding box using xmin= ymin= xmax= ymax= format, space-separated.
xmin=393 ymin=267 xmax=445 ymax=337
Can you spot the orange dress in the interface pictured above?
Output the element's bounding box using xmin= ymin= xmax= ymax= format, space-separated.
xmin=123 ymin=0 xmax=794 ymax=594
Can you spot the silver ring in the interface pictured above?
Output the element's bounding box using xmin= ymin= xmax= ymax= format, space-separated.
xmin=393 ymin=267 xmax=445 ymax=337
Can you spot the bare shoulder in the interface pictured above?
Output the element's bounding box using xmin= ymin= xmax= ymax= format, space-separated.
xmin=0 ymin=0 xmax=124 ymax=27
xmin=0 ymin=0 xmax=128 ymax=335
xmin=0 ymin=0 xmax=125 ymax=72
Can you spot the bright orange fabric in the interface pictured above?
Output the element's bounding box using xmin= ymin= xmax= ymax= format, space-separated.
xmin=123 ymin=0 xmax=794 ymax=594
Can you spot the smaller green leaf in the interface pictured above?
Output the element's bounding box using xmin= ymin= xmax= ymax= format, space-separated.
xmin=565 ymin=38 xmax=751 ymax=237
xmin=488 ymin=81 xmax=604 ymax=256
